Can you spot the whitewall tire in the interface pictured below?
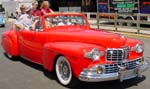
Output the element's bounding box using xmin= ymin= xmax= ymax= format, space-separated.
xmin=55 ymin=56 xmax=72 ymax=86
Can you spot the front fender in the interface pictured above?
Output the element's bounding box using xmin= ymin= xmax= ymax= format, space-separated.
xmin=42 ymin=42 xmax=105 ymax=77
xmin=126 ymin=37 xmax=144 ymax=59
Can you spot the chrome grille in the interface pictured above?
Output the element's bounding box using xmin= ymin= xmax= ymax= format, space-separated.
xmin=106 ymin=48 xmax=130 ymax=61
xmin=104 ymin=58 xmax=142 ymax=74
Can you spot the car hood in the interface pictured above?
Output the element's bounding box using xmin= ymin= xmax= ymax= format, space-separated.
xmin=48 ymin=26 xmax=127 ymax=48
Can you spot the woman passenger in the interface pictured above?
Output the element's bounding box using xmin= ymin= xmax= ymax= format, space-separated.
xmin=32 ymin=1 xmax=42 ymax=16
xmin=41 ymin=1 xmax=54 ymax=15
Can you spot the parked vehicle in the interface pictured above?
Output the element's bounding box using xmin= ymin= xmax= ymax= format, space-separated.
xmin=1 ymin=12 xmax=149 ymax=87
xmin=98 ymin=0 xmax=150 ymax=26
xmin=0 ymin=12 xmax=5 ymax=27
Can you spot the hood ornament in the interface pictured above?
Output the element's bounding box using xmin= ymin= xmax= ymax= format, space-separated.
xmin=116 ymin=33 xmax=125 ymax=39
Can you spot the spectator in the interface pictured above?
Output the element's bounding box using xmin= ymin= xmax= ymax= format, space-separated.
xmin=32 ymin=1 xmax=42 ymax=16
xmin=0 ymin=5 xmax=5 ymax=12
xmin=15 ymin=6 xmax=39 ymax=30
xmin=41 ymin=1 xmax=53 ymax=15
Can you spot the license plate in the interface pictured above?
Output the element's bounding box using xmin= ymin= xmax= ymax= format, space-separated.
xmin=119 ymin=69 xmax=137 ymax=81
xmin=123 ymin=69 xmax=137 ymax=79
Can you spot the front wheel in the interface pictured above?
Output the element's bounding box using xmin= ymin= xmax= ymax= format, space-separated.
xmin=55 ymin=56 xmax=78 ymax=87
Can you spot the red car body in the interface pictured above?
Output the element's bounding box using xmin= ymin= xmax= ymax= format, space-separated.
xmin=1 ymin=13 xmax=149 ymax=86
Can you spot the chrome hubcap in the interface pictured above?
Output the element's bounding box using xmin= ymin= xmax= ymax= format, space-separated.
xmin=56 ymin=56 xmax=72 ymax=85
xmin=59 ymin=60 xmax=70 ymax=80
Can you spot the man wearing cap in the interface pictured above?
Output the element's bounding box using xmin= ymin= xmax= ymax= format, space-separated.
xmin=15 ymin=6 xmax=39 ymax=30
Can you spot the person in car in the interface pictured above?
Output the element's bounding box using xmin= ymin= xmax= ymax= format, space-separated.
xmin=58 ymin=16 xmax=72 ymax=26
xmin=15 ymin=6 xmax=39 ymax=30
xmin=32 ymin=1 xmax=42 ymax=16
xmin=41 ymin=1 xmax=54 ymax=15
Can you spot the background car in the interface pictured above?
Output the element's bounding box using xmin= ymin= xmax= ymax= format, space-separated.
xmin=0 ymin=12 xmax=6 ymax=27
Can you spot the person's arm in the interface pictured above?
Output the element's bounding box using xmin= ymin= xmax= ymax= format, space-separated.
xmin=15 ymin=24 xmax=24 ymax=30
xmin=49 ymin=8 xmax=54 ymax=13
xmin=14 ymin=15 xmax=25 ymax=30
xmin=41 ymin=9 xmax=47 ymax=15
xmin=30 ymin=19 xmax=39 ymax=29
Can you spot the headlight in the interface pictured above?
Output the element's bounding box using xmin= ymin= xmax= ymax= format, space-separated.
xmin=84 ymin=48 xmax=104 ymax=61
xmin=132 ymin=44 xmax=144 ymax=53
xmin=96 ymin=66 xmax=104 ymax=74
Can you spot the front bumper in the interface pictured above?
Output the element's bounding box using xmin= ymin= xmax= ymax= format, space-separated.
xmin=79 ymin=57 xmax=149 ymax=82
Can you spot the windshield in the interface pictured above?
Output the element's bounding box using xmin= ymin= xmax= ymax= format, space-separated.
xmin=45 ymin=15 xmax=87 ymax=28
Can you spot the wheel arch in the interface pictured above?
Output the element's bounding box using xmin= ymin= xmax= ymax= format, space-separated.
xmin=52 ymin=54 xmax=62 ymax=72
xmin=43 ymin=50 xmax=78 ymax=77
xmin=125 ymin=16 xmax=135 ymax=20
xmin=118 ymin=16 xmax=125 ymax=19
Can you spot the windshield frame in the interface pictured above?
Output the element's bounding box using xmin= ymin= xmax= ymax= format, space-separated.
xmin=43 ymin=13 xmax=90 ymax=30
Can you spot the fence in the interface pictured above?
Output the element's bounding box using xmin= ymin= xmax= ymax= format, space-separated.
xmin=84 ymin=12 xmax=150 ymax=34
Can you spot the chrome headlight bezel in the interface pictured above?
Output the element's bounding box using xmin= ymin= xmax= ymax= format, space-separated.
xmin=132 ymin=43 xmax=144 ymax=53
xmin=84 ymin=48 xmax=104 ymax=61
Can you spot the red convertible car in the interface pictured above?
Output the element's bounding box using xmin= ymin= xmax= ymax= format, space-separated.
xmin=2 ymin=12 xmax=149 ymax=87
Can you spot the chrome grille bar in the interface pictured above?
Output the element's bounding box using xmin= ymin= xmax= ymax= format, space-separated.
xmin=106 ymin=48 xmax=130 ymax=62
xmin=104 ymin=58 xmax=142 ymax=74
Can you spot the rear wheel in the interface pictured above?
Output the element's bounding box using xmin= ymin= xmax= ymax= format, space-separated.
xmin=55 ymin=56 xmax=78 ymax=87
xmin=4 ymin=52 xmax=17 ymax=60
xmin=118 ymin=17 xmax=125 ymax=26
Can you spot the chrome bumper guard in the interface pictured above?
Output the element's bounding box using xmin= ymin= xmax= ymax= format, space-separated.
xmin=79 ymin=57 xmax=149 ymax=82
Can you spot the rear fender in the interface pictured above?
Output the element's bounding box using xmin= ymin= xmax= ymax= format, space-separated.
xmin=2 ymin=28 xmax=19 ymax=56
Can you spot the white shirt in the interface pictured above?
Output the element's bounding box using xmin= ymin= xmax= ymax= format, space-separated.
xmin=15 ymin=14 xmax=34 ymax=30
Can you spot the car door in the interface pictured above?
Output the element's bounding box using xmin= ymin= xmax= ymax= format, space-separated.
xmin=18 ymin=16 xmax=47 ymax=64
xmin=31 ymin=31 xmax=47 ymax=64
xmin=18 ymin=29 xmax=47 ymax=64
xmin=18 ymin=30 xmax=37 ymax=62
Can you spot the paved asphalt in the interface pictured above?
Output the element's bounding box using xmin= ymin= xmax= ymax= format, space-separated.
xmin=0 ymin=22 xmax=150 ymax=89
